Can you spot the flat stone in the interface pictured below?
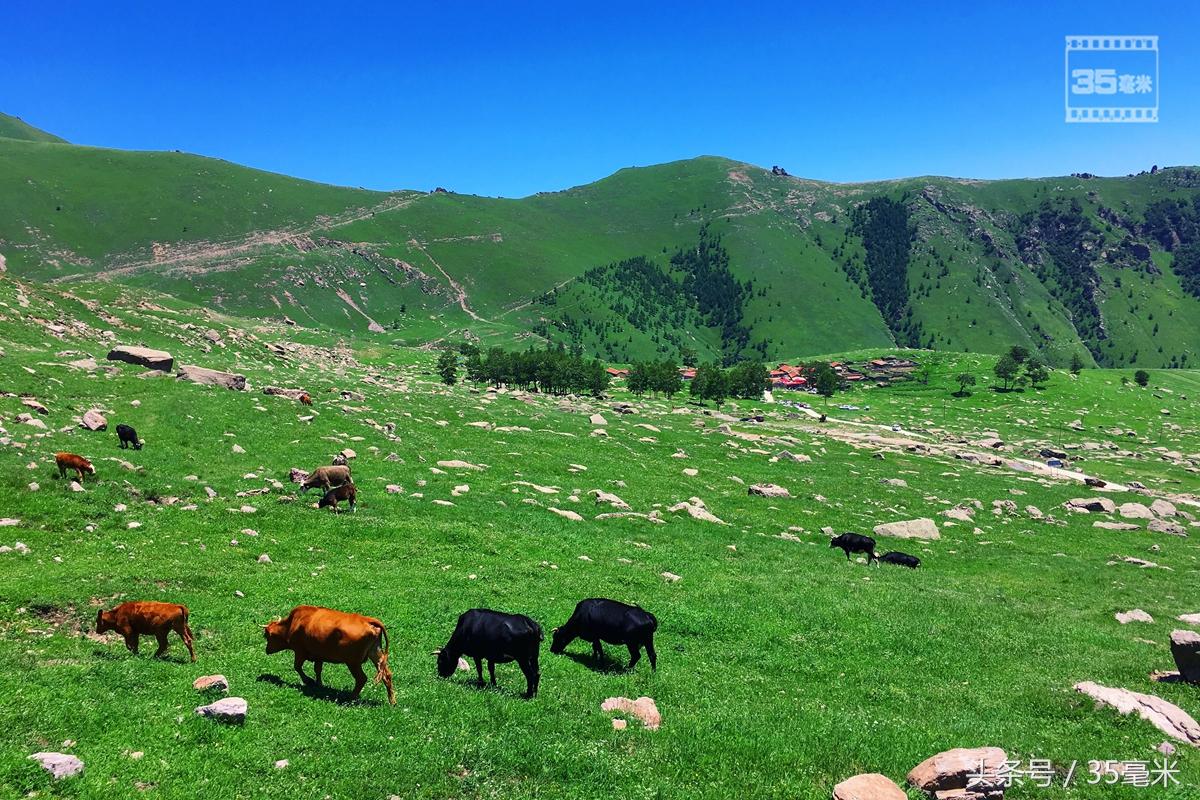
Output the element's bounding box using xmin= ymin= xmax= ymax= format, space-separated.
xmin=28 ymin=752 xmax=84 ymax=780
xmin=1115 ymin=609 xmax=1154 ymax=624
xmin=1075 ymin=681 xmax=1200 ymax=745
xmin=833 ymin=772 xmax=907 ymax=800
xmin=195 ymin=696 xmax=247 ymax=723
xmin=907 ymin=746 xmax=1007 ymax=796
xmin=873 ymin=518 xmax=939 ymax=541
xmin=107 ymin=345 xmax=173 ymax=371
xmin=193 ymin=674 xmax=229 ymax=693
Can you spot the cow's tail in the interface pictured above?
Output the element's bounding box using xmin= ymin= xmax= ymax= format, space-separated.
xmin=370 ymin=621 xmax=396 ymax=705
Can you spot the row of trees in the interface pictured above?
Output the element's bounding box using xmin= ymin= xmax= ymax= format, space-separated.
xmin=439 ymin=343 xmax=611 ymax=397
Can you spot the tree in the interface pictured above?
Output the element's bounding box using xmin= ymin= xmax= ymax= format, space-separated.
xmin=678 ymin=346 xmax=698 ymax=367
xmin=654 ymin=360 xmax=682 ymax=399
xmin=627 ymin=362 xmax=651 ymax=396
xmin=437 ymin=350 xmax=458 ymax=386
xmin=1024 ymin=360 xmax=1050 ymax=389
xmin=954 ymin=372 xmax=977 ymax=396
xmin=810 ymin=362 xmax=840 ymax=404
xmin=728 ymin=361 xmax=769 ymax=399
xmin=1008 ymin=345 xmax=1031 ymax=365
xmin=464 ymin=352 xmax=485 ymax=384
xmin=993 ymin=354 xmax=1020 ymax=391
xmin=1134 ymin=369 xmax=1150 ymax=387
xmin=1069 ymin=352 xmax=1084 ymax=374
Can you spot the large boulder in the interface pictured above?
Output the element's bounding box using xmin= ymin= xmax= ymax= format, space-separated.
xmin=80 ymin=409 xmax=108 ymax=431
xmin=1151 ymin=499 xmax=1178 ymax=518
xmin=873 ymin=518 xmax=940 ymax=541
xmin=28 ymin=752 xmax=84 ymax=780
xmin=1118 ymin=502 xmax=1154 ymax=520
xmin=907 ymin=746 xmax=1007 ymax=798
xmin=1170 ymin=629 xmax=1200 ymax=682
xmin=177 ymin=365 xmax=247 ymax=391
xmin=107 ymin=345 xmax=173 ymax=371
xmin=1075 ymin=681 xmax=1200 ymax=745
xmin=1064 ymin=497 xmax=1116 ymax=514
xmin=1148 ymin=519 xmax=1188 ymax=536
xmin=832 ymin=773 xmax=906 ymax=800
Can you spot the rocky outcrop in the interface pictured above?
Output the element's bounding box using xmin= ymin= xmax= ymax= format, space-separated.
xmin=177 ymin=365 xmax=247 ymax=390
xmin=107 ymin=345 xmax=173 ymax=371
xmin=1075 ymin=681 xmax=1200 ymax=745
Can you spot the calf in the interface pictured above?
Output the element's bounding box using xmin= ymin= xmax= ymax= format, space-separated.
xmin=318 ymin=482 xmax=357 ymax=513
xmin=879 ymin=551 xmax=921 ymax=569
xmin=116 ymin=423 xmax=142 ymax=450
xmin=830 ymin=532 xmax=877 ymax=563
xmin=55 ymin=452 xmax=95 ymax=481
xmin=264 ymin=605 xmax=395 ymax=704
xmin=96 ymin=601 xmax=195 ymax=661
xmin=436 ymin=609 xmax=542 ymax=698
xmin=300 ymin=464 xmax=352 ymax=494
xmin=550 ymin=598 xmax=657 ymax=670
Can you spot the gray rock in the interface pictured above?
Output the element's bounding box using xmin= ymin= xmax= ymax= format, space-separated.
xmin=873 ymin=518 xmax=940 ymax=541
xmin=748 ymin=483 xmax=791 ymax=498
xmin=1148 ymin=519 xmax=1188 ymax=537
xmin=193 ymin=674 xmax=229 ymax=693
xmin=177 ymin=364 xmax=247 ymax=391
xmin=195 ymin=696 xmax=247 ymax=723
xmin=107 ymin=345 xmax=173 ymax=372
xmin=28 ymin=752 xmax=84 ymax=779
xmin=1170 ymin=629 xmax=1200 ymax=683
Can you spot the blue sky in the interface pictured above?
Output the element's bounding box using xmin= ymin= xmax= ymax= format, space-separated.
xmin=4 ymin=1 xmax=1198 ymax=196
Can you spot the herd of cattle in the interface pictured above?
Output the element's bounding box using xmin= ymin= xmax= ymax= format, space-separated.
xmin=50 ymin=411 xmax=918 ymax=705
xmin=94 ymin=598 xmax=658 ymax=703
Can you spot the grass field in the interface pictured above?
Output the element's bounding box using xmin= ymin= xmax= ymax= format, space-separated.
xmin=0 ymin=274 xmax=1197 ymax=798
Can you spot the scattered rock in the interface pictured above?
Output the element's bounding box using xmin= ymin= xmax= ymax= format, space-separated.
xmin=591 ymin=490 xmax=631 ymax=510
xmin=28 ymin=752 xmax=84 ymax=780
xmin=880 ymin=478 xmax=907 ymax=488
xmin=195 ymin=697 xmax=247 ymax=724
xmin=177 ymin=364 xmax=247 ymax=391
xmin=107 ymin=345 xmax=173 ymax=372
xmin=21 ymin=398 xmax=49 ymax=415
xmin=661 ymin=571 xmax=682 ymax=583
xmin=748 ymin=483 xmax=790 ymax=498
xmin=193 ymin=675 xmax=229 ymax=693
xmin=1119 ymin=502 xmax=1154 ymax=520
xmin=668 ymin=497 xmax=725 ymax=525
xmin=437 ymin=460 xmax=484 ymax=471
xmin=906 ymin=746 xmax=1007 ymax=798
xmin=1074 ymin=681 xmax=1199 ymax=745
xmin=873 ymin=518 xmax=939 ymax=541
xmin=1115 ymin=609 xmax=1154 ymax=624
xmin=1064 ymin=497 xmax=1116 ymax=513
xmin=1151 ymin=499 xmax=1178 ymax=518
xmin=589 ymin=414 xmax=608 ymax=426
xmin=1094 ymin=521 xmax=1141 ymax=531
xmin=1170 ymin=630 xmax=1200 ymax=682
xmin=774 ymin=450 xmax=811 ymax=463
xmin=601 ymin=696 xmax=660 ymax=730
xmin=833 ymin=772 xmax=906 ymax=800
xmin=549 ymin=507 xmax=583 ymax=522
xmin=1148 ymin=519 xmax=1188 ymax=536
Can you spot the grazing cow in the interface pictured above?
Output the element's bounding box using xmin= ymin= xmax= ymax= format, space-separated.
xmin=830 ymin=532 xmax=877 ymax=563
xmin=263 ymin=605 xmax=395 ymax=704
xmin=300 ymin=465 xmax=352 ymax=494
xmin=96 ymin=601 xmax=195 ymax=661
xmin=116 ymin=423 xmax=142 ymax=450
xmin=550 ymin=598 xmax=658 ymax=670
xmin=299 ymin=393 xmax=313 ymax=406
xmin=318 ymin=482 xmax=357 ymax=513
xmin=435 ymin=609 xmax=542 ymax=698
xmin=879 ymin=551 xmax=921 ymax=569
xmin=55 ymin=452 xmax=95 ymax=481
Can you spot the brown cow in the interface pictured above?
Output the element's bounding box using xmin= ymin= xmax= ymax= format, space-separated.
xmin=96 ymin=601 xmax=196 ymax=661
xmin=299 ymin=393 xmax=313 ymax=406
xmin=318 ymin=482 xmax=357 ymax=513
xmin=264 ymin=605 xmax=395 ymax=704
xmin=55 ymin=452 xmax=95 ymax=481
xmin=300 ymin=465 xmax=352 ymax=494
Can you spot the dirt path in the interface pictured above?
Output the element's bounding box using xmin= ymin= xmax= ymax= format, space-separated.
xmin=52 ymin=193 xmax=423 ymax=284
xmin=406 ymin=238 xmax=487 ymax=322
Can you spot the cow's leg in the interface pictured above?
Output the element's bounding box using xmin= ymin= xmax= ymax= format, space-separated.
xmin=591 ymin=640 xmax=604 ymax=661
xmin=843 ymin=548 xmax=852 ymax=561
xmin=153 ymin=632 xmax=170 ymax=658
xmin=124 ymin=634 xmax=139 ymax=654
xmin=347 ymin=661 xmax=368 ymax=700
xmin=487 ymin=660 xmax=497 ymax=686
xmin=645 ymin=639 xmax=657 ymax=670
xmin=473 ymin=657 xmax=484 ymax=685
xmin=180 ymin=622 xmax=196 ymax=662
xmin=294 ymin=652 xmax=312 ymax=685
xmin=626 ymin=643 xmax=641 ymax=670
xmin=518 ymin=658 xmax=539 ymax=699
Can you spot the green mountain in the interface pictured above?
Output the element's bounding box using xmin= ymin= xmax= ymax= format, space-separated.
xmin=1 ymin=113 xmax=1198 ymax=368
xmin=0 ymin=112 xmax=68 ymax=143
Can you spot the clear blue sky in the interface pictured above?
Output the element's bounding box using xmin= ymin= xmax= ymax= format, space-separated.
xmin=5 ymin=1 xmax=1198 ymax=196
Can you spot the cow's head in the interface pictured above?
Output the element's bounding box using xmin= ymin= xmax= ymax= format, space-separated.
xmin=549 ymin=626 xmax=568 ymax=654
xmin=82 ymin=460 xmax=96 ymax=475
xmin=434 ymin=647 xmax=456 ymax=678
xmin=828 ymin=537 xmax=838 ymax=549
xmin=95 ymin=609 xmax=112 ymax=633
xmin=263 ymin=619 xmax=288 ymax=654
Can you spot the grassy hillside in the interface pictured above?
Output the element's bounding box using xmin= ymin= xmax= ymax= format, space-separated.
xmin=1 ymin=114 xmax=1199 ymax=367
xmin=0 ymin=272 xmax=1197 ymax=798
xmin=0 ymin=112 xmax=67 ymax=144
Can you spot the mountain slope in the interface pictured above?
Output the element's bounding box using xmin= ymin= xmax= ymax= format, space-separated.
xmin=0 ymin=116 xmax=1198 ymax=367
xmin=0 ymin=112 xmax=67 ymax=143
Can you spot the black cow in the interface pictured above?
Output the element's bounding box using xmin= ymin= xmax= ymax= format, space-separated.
xmin=830 ymin=532 xmax=877 ymax=563
xmin=116 ymin=424 xmax=142 ymax=450
xmin=879 ymin=551 xmax=921 ymax=569
xmin=436 ymin=609 xmax=542 ymax=698
xmin=550 ymin=598 xmax=657 ymax=670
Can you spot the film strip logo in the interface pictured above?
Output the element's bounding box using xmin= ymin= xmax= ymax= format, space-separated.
xmin=1065 ymin=36 xmax=1158 ymax=123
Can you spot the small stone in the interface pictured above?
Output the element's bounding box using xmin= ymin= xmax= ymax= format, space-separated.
xmin=257 ymin=553 xmax=272 ymax=564
xmin=193 ymin=674 xmax=229 ymax=693
xmin=1115 ymin=609 xmax=1154 ymax=624
xmin=661 ymin=571 xmax=682 ymax=583
xmin=231 ymin=444 xmax=246 ymax=454
xmin=275 ymin=759 xmax=289 ymax=769
xmin=195 ymin=696 xmax=247 ymax=723
xmin=28 ymin=752 xmax=84 ymax=780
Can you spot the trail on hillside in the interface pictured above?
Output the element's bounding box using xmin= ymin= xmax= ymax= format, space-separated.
xmin=52 ymin=193 xmax=424 ymax=283
xmin=406 ymin=238 xmax=487 ymax=322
